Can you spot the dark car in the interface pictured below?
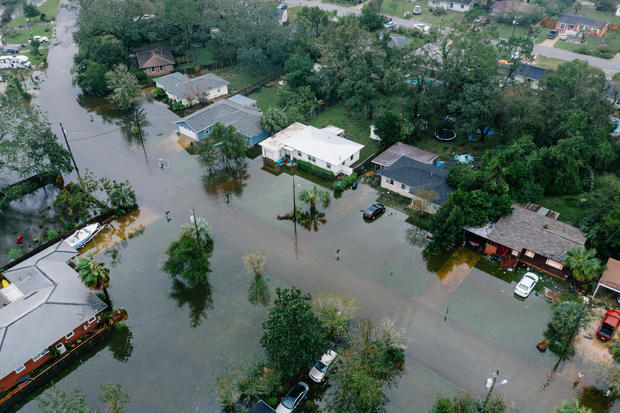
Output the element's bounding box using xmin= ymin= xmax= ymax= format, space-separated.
xmin=275 ymin=382 xmax=309 ymax=413
xmin=363 ymin=203 xmax=386 ymax=220
xmin=547 ymin=30 xmax=558 ymax=39
xmin=597 ymin=310 xmax=620 ymax=341
xmin=4 ymin=47 xmax=19 ymax=54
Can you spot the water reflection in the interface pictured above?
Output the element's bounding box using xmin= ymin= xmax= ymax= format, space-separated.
xmin=169 ymin=279 xmax=214 ymax=328
xmin=98 ymin=105 xmax=151 ymax=150
xmin=406 ymin=227 xmax=428 ymax=248
xmin=202 ymin=162 xmax=249 ymax=198
xmin=107 ymin=323 xmax=134 ymax=363
xmin=296 ymin=208 xmax=326 ymax=232
xmin=577 ymin=386 xmax=613 ymax=413
xmin=248 ymin=276 xmax=271 ymax=307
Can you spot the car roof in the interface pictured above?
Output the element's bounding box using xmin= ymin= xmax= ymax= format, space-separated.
xmin=604 ymin=310 xmax=620 ymax=327
xmin=320 ymin=350 xmax=337 ymax=364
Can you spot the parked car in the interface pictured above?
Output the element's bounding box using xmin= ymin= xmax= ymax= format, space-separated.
xmin=474 ymin=16 xmax=489 ymax=25
xmin=547 ymin=30 xmax=558 ymax=39
xmin=363 ymin=203 xmax=386 ymax=220
xmin=413 ymin=23 xmax=431 ymax=34
xmin=384 ymin=20 xmax=396 ymax=29
xmin=597 ymin=310 xmax=620 ymax=341
xmin=277 ymin=3 xmax=287 ymax=10
xmin=560 ymin=32 xmax=569 ymax=40
xmin=4 ymin=47 xmax=19 ymax=54
xmin=275 ymin=382 xmax=309 ymax=413
xmin=309 ymin=350 xmax=338 ymax=383
xmin=32 ymin=35 xmax=48 ymax=43
xmin=514 ymin=272 xmax=539 ymax=298
xmin=413 ymin=5 xmax=422 ymax=14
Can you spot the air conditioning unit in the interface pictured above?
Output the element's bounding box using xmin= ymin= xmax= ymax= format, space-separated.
xmin=55 ymin=342 xmax=66 ymax=355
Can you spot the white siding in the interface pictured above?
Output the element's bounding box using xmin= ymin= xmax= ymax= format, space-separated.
xmin=178 ymin=125 xmax=197 ymax=140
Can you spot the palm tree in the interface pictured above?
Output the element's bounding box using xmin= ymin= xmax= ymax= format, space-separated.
xmin=556 ymin=399 xmax=592 ymax=413
xmin=563 ymin=246 xmax=604 ymax=283
xmin=298 ymin=186 xmax=330 ymax=210
xmin=181 ymin=216 xmax=212 ymax=248
xmin=75 ymin=254 xmax=111 ymax=305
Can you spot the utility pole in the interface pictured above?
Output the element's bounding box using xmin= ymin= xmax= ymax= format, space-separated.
xmin=292 ymin=175 xmax=297 ymax=222
xmin=135 ymin=109 xmax=148 ymax=162
xmin=59 ymin=122 xmax=81 ymax=180
xmin=482 ymin=370 xmax=499 ymax=412
xmin=191 ymin=208 xmax=201 ymax=247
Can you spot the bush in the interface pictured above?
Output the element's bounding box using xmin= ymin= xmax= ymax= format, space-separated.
xmin=296 ymin=159 xmax=335 ymax=181
xmin=172 ymin=101 xmax=185 ymax=111
xmin=8 ymin=248 xmax=22 ymax=261
xmin=334 ymin=172 xmax=358 ymax=194
xmin=46 ymin=230 xmax=59 ymax=241
xmin=152 ymin=87 xmax=166 ymax=99
xmin=431 ymin=7 xmax=446 ymax=15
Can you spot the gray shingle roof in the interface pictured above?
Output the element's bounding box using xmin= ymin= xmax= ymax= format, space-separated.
xmin=379 ymin=156 xmax=452 ymax=204
xmin=135 ymin=49 xmax=174 ymax=69
xmin=516 ymin=64 xmax=547 ymax=81
xmin=468 ymin=204 xmax=586 ymax=260
xmin=605 ymin=80 xmax=620 ymax=99
xmin=155 ymin=72 xmax=229 ymax=101
xmin=227 ymin=94 xmax=257 ymax=107
xmin=0 ymin=241 xmax=107 ymax=380
xmin=557 ymin=14 xmax=607 ymax=28
xmin=176 ymin=99 xmax=263 ymax=137
xmin=387 ymin=34 xmax=413 ymax=48
xmin=372 ymin=142 xmax=438 ymax=167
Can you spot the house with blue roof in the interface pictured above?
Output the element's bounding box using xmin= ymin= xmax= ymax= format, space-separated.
xmin=175 ymin=97 xmax=269 ymax=146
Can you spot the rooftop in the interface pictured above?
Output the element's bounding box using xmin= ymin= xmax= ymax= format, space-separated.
xmin=598 ymin=258 xmax=620 ymax=292
xmin=260 ymin=122 xmax=364 ymax=166
xmin=135 ymin=49 xmax=174 ymax=69
xmin=176 ymin=98 xmax=263 ymax=137
xmin=557 ymin=14 xmax=608 ymax=28
xmin=155 ymin=72 xmax=229 ymax=101
xmin=467 ymin=204 xmax=586 ymax=260
xmin=372 ymin=142 xmax=438 ymax=167
xmin=515 ymin=63 xmax=547 ymax=81
xmin=227 ymin=94 xmax=257 ymax=107
xmin=379 ymin=156 xmax=452 ymax=204
xmin=0 ymin=241 xmax=107 ymax=380
xmin=387 ymin=34 xmax=413 ymax=48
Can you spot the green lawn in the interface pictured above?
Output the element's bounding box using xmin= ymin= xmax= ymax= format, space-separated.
xmin=211 ymin=66 xmax=280 ymax=92
xmin=248 ymin=86 xmax=280 ymax=111
xmin=613 ymin=72 xmax=620 ymax=81
xmin=2 ymin=24 xmax=54 ymax=45
xmin=287 ymin=6 xmax=304 ymax=21
xmin=536 ymin=194 xmax=590 ymax=226
xmin=309 ymin=104 xmax=381 ymax=162
xmin=414 ymin=9 xmax=467 ymax=27
xmin=176 ymin=45 xmax=217 ymax=70
xmin=380 ymin=0 xmax=416 ymax=18
xmin=577 ymin=4 xmax=620 ymax=25
xmin=6 ymin=0 xmax=60 ymax=27
xmin=25 ymin=48 xmax=49 ymax=66
xmin=532 ymin=55 xmax=565 ymax=70
xmin=554 ymin=30 xmax=620 ymax=58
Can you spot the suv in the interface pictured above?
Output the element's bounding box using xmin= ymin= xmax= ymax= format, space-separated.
xmin=547 ymin=30 xmax=558 ymax=39
xmin=413 ymin=5 xmax=422 ymax=14
xmin=276 ymin=382 xmax=309 ymax=413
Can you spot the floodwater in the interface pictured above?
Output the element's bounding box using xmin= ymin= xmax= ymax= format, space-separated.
xmin=10 ymin=1 xmax=618 ymax=412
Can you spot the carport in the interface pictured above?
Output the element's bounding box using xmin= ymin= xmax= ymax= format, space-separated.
xmin=593 ymin=258 xmax=620 ymax=297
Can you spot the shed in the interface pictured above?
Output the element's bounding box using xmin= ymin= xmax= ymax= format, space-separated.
xmin=593 ymin=258 xmax=620 ymax=297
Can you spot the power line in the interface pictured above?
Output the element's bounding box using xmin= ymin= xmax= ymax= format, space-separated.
xmin=67 ymin=127 xmax=122 ymax=142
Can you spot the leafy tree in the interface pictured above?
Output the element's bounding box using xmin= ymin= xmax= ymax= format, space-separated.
xmin=581 ymin=174 xmax=620 ymax=260
xmin=260 ymin=107 xmax=289 ymax=134
xmin=210 ymin=123 xmax=246 ymax=164
xmin=278 ymin=85 xmax=318 ymax=120
xmin=284 ymin=53 xmax=316 ymax=90
xmin=430 ymin=392 xmax=506 ymax=413
xmin=102 ymin=178 xmax=136 ymax=215
xmin=23 ymin=2 xmax=40 ymax=19
xmin=544 ymin=302 xmax=588 ymax=361
xmin=99 ymin=383 xmax=130 ymax=413
xmin=298 ymin=186 xmax=330 ymax=210
xmin=76 ymin=61 xmax=111 ymax=96
xmin=374 ymin=110 xmax=403 ymax=147
xmin=163 ymin=0 xmax=201 ymax=66
xmin=105 ymin=64 xmax=140 ymax=110
xmin=181 ymin=216 xmax=212 ymax=249
xmin=75 ymin=254 xmax=111 ymax=305
xmin=196 ymin=140 xmax=220 ymax=173
xmin=360 ymin=0 xmax=387 ymax=31
xmin=556 ymin=399 xmax=593 ymax=413
xmin=260 ymin=287 xmax=329 ymax=377
xmin=563 ymin=246 xmax=604 ymax=283
xmin=163 ymin=231 xmax=210 ymax=286
xmin=30 ymin=39 xmax=41 ymax=56
xmin=312 ymin=291 xmax=360 ymax=340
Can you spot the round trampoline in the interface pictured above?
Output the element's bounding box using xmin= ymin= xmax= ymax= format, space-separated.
xmin=434 ymin=127 xmax=456 ymax=142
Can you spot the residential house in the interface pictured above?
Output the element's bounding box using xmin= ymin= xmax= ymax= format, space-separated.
xmin=379 ymin=156 xmax=452 ymax=212
xmin=372 ymin=142 xmax=438 ymax=168
xmin=466 ymin=204 xmax=587 ymax=279
xmin=555 ymin=14 xmax=609 ymax=37
xmin=135 ymin=49 xmax=175 ymax=77
xmin=428 ymin=0 xmax=476 ymax=12
xmin=514 ymin=63 xmax=547 ymax=89
xmin=0 ymin=241 xmax=107 ymax=392
xmin=259 ymin=122 xmax=363 ymax=176
xmin=387 ymin=34 xmax=413 ymax=48
xmin=175 ymin=98 xmax=269 ymax=145
xmin=155 ymin=72 xmax=229 ymax=107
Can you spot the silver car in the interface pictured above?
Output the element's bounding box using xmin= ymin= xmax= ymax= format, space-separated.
xmin=309 ymin=350 xmax=338 ymax=383
xmin=514 ymin=272 xmax=539 ymax=298
xmin=275 ymin=382 xmax=309 ymax=413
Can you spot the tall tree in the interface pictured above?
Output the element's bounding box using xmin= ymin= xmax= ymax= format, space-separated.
xmin=374 ymin=109 xmax=403 ymax=147
xmin=75 ymin=254 xmax=112 ymax=305
xmin=163 ymin=0 xmax=201 ymax=66
xmin=544 ymin=302 xmax=588 ymax=361
xmin=260 ymin=107 xmax=289 ymax=134
xmin=563 ymin=246 xmax=604 ymax=283
xmin=105 ymin=64 xmax=140 ymax=110
xmin=163 ymin=231 xmax=210 ymax=286
xmin=298 ymin=186 xmax=331 ymax=210
xmin=260 ymin=287 xmax=329 ymax=377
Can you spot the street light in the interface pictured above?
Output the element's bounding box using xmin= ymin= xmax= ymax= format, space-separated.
xmin=26 ymin=17 xmax=32 ymax=37
xmin=482 ymin=370 xmax=508 ymax=412
xmin=511 ymin=19 xmax=518 ymax=38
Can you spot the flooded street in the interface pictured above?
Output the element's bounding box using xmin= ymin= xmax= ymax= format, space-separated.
xmin=10 ymin=1 xmax=616 ymax=412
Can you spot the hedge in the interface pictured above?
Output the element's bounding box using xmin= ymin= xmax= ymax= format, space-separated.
xmin=296 ymin=159 xmax=335 ymax=181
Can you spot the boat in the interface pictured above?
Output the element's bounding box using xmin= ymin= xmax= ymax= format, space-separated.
xmin=65 ymin=223 xmax=101 ymax=249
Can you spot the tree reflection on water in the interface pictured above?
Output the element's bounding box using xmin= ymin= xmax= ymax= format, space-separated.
xmin=248 ymin=276 xmax=271 ymax=307
xmin=107 ymin=323 xmax=134 ymax=363
xmin=203 ymin=161 xmax=249 ymax=199
xmin=296 ymin=208 xmax=326 ymax=232
xmin=169 ymin=279 xmax=214 ymax=328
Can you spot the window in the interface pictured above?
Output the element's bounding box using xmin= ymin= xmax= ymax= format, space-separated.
xmin=307 ymin=155 xmax=316 ymax=162
xmin=460 ymin=4 xmax=464 ymax=8
xmin=15 ymin=365 xmax=25 ymax=374
xmin=408 ymin=187 xmax=414 ymax=194
xmin=83 ymin=324 xmax=88 ymax=330
xmin=326 ymin=163 xmax=331 ymax=169
xmin=578 ymin=25 xmax=584 ymax=30
xmin=546 ymin=259 xmax=563 ymax=270
xmin=297 ymin=151 xmax=302 ymax=157
xmin=401 ymin=183 xmax=406 ymax=190
xmin=88 ymin=316 xmax=96 ymax=324
xmin=387 ymin=178 xmax=394 ymax=185
xmin=511 ymin=249 xmax=519 ymax=257
xmin=65 ymin=331 xmax=74 ymax=340
xmin=159 ymin=65 xmax=164 ymax=71
xmin=449 ymin=2 xmax=454 ymax=7
xmin=33 ymin=349 xmax=49 ymax=362
xmin=524 ymin=250 xmax=535 ymax=258
xmin=151 ymin=67 xmax=156 ymax=73
xmin=350 ymin=155 xmax=354 ymax=160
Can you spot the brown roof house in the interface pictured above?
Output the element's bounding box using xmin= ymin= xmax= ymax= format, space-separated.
xmin=466 ymin=204 xmax=586 ymax=279
xmin=136 ymin=49 xmax=175 ymax=77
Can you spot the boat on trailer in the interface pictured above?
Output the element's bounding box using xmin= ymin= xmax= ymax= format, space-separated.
xmin=65 ymin=223 xmax=102 ymax=249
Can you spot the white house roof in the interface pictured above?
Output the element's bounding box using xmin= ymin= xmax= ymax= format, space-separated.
xmin=0 ymin=241 xmax=107 ymax=380
xmin=260 ymin=122 xmax=364 ymax=165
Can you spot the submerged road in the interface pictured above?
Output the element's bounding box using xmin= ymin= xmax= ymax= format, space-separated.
xmin=286 ymin=0 xmax=620 ymax=75
xmin=17 ymin=1 xmax=614 ymax=412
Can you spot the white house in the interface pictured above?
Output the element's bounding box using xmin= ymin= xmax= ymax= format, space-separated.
xmin=259 ymin=122 xmax=364 ymax=176
xmin=428 ymin=0 xmax=476 ymax=12
xmin=155 ymin=72 xmax=229 ymax=107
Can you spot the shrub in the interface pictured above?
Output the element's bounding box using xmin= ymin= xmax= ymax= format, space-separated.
xmin=46 ymin=230 xmax=59 ymax=241
xmin=610 ymin=340 xmax=620 ymax=363
xmin=8 ymin=248 xmax=22 ymax=261
xmin=152 ymin=87 xmax=166 ymax=99
xmin=296 ymin=159 xmax=335 ymax=181
xmin=334 ymin=172 xmax=358 ymax=194
xmin=431 ymin=7 xmax=446 ymax=15
xmin=172 ymin=101 xmax=185 ymax=111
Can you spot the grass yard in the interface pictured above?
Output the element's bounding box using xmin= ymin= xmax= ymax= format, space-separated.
xmin=414 ymin=9 xmax=467 ymax=27
xmin=613 ymin=72 xmax=620 ymax=81
xmin=309 ymin=104 xmax=381 ymax=162
xmin=577 ymin=3 xmax=620 ymax=26
xmin=380 ymin=0 xmax=416 ymax=18
xmin=286 ymin=6 xmax=304 ymax=21
xmin=532 ymin=55 xmax=565 ymax=70
xmin=2 ymin=24 xmax=54 ymax=46
xmin=211 ymin=66 xmax=280 ymax=92
xmin=5 ymin=0 xmax=60 ymax=27
xmin=248 ymin=86 xmax=280 ymax=111
xmin=176 ymin=45 xmax=217 ymax=71
xmin=25 ymin=49 xmax=49 ymax=66
xmin=536 ymin=194 xmax=590 ymax=226
xmin=554 ymin=30 xmax=620 ymax=58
